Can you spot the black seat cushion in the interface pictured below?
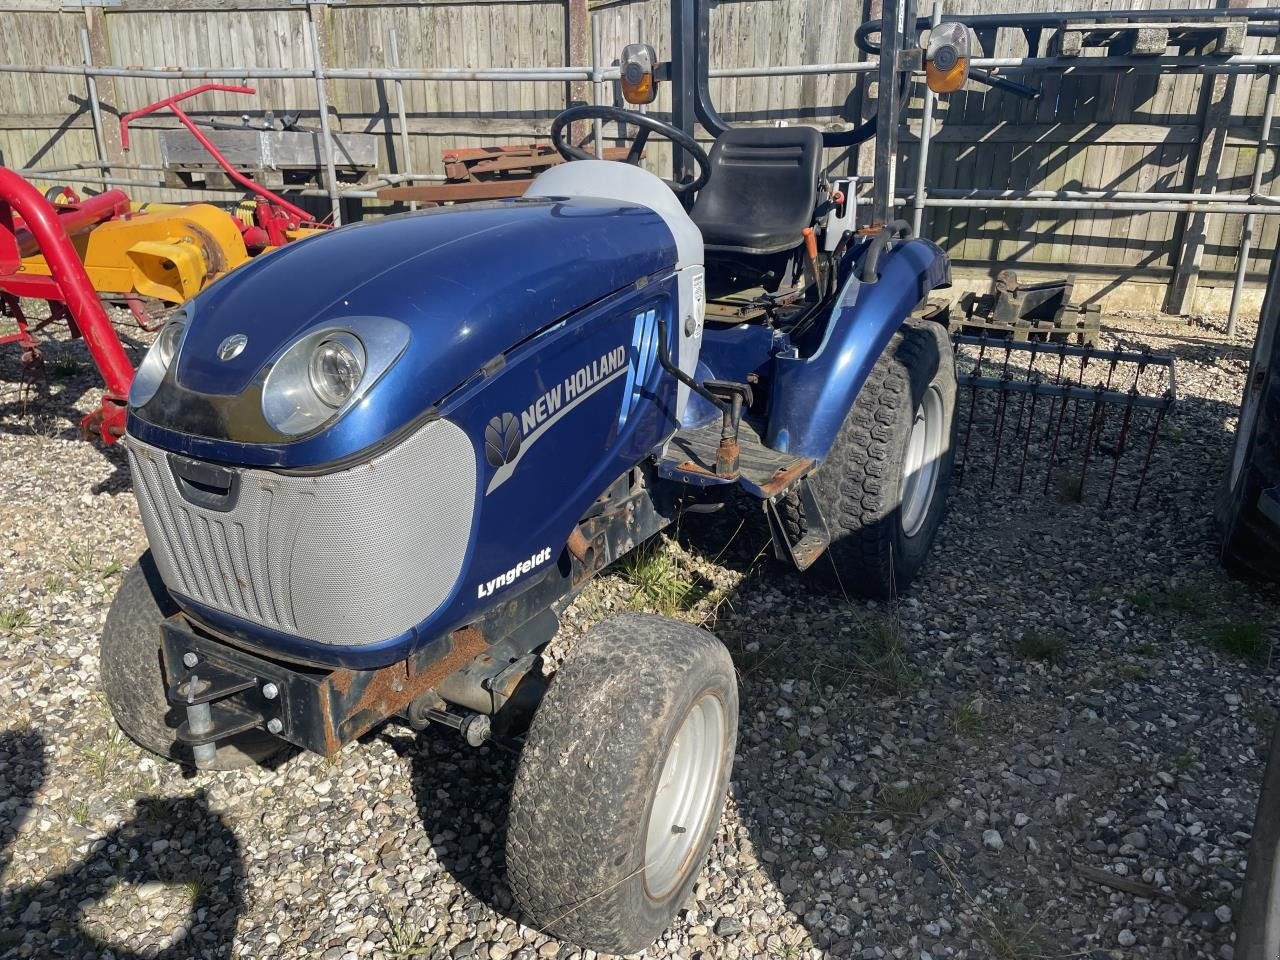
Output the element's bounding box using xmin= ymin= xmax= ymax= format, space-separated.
xmin=690 ymin=126 xmax=823 ymax=256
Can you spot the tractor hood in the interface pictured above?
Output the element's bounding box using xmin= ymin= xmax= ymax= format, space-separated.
xmin=126 ymin=196 xmax=677 ymax=468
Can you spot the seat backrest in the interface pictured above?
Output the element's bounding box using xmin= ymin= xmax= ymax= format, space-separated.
xmin=690 ymin=126 xmax=823 ymax=256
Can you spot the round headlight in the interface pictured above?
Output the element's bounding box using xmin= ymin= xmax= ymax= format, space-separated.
xmin=153 ymin=319 xmax=185 ymax=368
xmin=262 ymin=328 xmax=370 ymax=436
xmin=129 ymin=316 xmax=186 ymax=408
xmin=308 ymin=333 xmax=365 ymax=408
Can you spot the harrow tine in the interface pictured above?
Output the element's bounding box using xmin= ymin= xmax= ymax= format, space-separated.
xmin=957 ymin=338 xmax=988 ymax=488
xmin=992 ymin=343 xmax=1014 ymax=438
xmin=1016 ymin=374 xmax=1041 ymax=494
xmin=1044 ymin=342 xmax=1068 ymax=440
xmin=1044 ymin=380 xmax=1071 ymax=496
xmin=1076 ymin=386 xmax=1107 ymax=500
xmin=990 ymin=374 xmax=1011 ymax=486
xmin=1133 ymin=401 xmax=1170 ymax=509
xmin=1105 ymin=389 xmax=1137 ymax=509
xmin=1068 ymin=350 xmax=1089 ymax=449
xmin=950 ymin=333 xmax=1175 ymax=508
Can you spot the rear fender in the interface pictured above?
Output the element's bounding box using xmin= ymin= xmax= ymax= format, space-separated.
xmin=765 ymin=238 xmax=949 ymax=460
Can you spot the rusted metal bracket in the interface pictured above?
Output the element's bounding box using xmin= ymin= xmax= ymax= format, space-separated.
xmin=764 ymin=476 xmax=831 ymax=571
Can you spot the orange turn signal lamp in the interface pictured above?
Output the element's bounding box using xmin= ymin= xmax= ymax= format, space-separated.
xmin=924 ymin=23 xmax=971 ymax=94
xmin=620 ymin=43 xmax=659 ymax=105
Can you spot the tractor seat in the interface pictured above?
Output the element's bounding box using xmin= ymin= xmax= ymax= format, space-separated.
xmin=690 ymin=126 xmax=823 ymax=257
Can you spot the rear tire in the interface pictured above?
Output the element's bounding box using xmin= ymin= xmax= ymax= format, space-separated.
xmin=505 ymin=614 xmax=738 ymax=956
xmin=788 ymin=320 xmax=956 ymax=598
xmin=100 ymin=552 xmax=285 ymax=770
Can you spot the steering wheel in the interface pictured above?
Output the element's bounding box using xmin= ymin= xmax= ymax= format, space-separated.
xmin=549 ymin=104 xmax=712 ymax=195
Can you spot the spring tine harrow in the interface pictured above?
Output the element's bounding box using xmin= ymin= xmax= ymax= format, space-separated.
xmin=952 ymin=334 xmax=1176 ymax=509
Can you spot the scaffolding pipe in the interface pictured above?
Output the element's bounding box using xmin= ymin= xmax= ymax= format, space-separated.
xmin=911 ymin=197 xmax=1280 ymax=214
xmin=388 ymin=30 xmax=418 ymax=213
xmin=13 ymin=168 xmax=446 ymax=198
xmin=918 ymin=187 xmax=1277 ymax=204
xmin=1230 ymin=66 xmax=1280 ymax=339
xmin=306 ymin=15 xmax=342 ymax=225
xmin=78 ymin=29 xmax=109 ymax=173
xmin=591 ymin=15 xmax=604 ymax=159
xmin=10 ymin=53 xmax=1280 ymax=84
xmin=0 ymin=63 xmax=600 ymax=82
xmin=912 ymin=0 xmax=942 ymax=237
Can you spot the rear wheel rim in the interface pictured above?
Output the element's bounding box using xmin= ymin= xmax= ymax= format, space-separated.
xmin=899 ymin=384 xmax=945 ymax=539
xmin=643 ymin=692 xmax=727 ymax=899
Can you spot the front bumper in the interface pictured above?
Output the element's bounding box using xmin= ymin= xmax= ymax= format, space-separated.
xmin=162 ymin=613 xmax=490 ymax=756
xmin=127 ymin=416 xmax=477 ymax=657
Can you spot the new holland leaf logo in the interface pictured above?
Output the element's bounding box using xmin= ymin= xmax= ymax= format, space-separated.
xmin=484 ymin=345 xmax=630 ymax=495
xmin=484 ymin=413 xmax=522 ymax=468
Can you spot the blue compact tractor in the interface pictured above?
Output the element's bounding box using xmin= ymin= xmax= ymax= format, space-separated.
xmin=100 ymin=5 xmax=966 ymax=952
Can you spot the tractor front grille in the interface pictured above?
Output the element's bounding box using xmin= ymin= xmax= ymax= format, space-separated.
xmin=126 ymin=419 xmax=477 ymax=647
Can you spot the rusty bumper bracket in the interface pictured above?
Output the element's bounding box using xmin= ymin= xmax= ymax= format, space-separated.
xmin=162 ymin=615 xmax=493 ymax=757
xmin=764 ymin=475 xmax=831 ymax=572
xmin=167 ymin=660 xmax=263 ymax=746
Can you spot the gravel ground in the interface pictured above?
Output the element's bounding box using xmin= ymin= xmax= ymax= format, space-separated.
xmin=0 ymin=309 xmax=1277 ymax=960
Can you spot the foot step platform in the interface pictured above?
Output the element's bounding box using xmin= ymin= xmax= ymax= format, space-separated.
xmin=658 ymin=418 xmax=813 ymax=499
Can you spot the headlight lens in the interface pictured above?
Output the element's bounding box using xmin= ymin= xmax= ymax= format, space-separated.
xmin=128 ymin=316 xmax=186 ymax=408
xmin=308 ymin=332 xmax=365 ymax=408
xmin=262 ymin=329 xmax=368 ymax=435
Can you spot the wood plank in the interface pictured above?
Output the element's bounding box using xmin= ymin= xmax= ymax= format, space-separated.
xmin=377 ymin=179 xmax=529 ymax=201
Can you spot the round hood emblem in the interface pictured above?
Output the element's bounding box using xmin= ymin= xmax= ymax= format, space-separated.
xmin=217 ymin=333 xmax=248 ymax=361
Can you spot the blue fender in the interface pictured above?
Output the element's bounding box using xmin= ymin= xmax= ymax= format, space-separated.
xmin=765 ymin=238 xmax=950 ymax=460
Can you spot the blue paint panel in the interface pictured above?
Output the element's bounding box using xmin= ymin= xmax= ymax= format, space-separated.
xmin=128 ymin=197 xmax=677 ymax=470
xmin=767 ymin=238 xmax=949 ymax=459
xmin=178 ymin=277 xmax=683 ymax=668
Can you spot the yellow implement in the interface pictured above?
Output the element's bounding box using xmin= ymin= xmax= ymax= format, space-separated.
xmin=19 ymin=199 xmax=323 ymax=305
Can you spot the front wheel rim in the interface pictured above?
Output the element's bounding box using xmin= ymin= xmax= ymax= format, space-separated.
xmin=899 ymin=384 xmax=946 ymax=539
xmin=643 ymin=692 xmax=727 ymax=899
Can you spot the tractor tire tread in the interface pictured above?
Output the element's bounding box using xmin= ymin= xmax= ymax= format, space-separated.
xmin=782 ymin=320 xmax=954 ymax=598
xmin=505 ymin=613 xmax=737 ymax=956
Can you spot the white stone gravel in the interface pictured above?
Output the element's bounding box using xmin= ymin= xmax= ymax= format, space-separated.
xmin=0 ymin=310 xmax=1277 ymax=959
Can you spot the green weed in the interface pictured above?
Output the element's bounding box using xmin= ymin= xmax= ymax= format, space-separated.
xmin=1015 ymin=629 xmax=1067 ymax=664
xmin=1212 ymin=621 xmax=1268 ymax=663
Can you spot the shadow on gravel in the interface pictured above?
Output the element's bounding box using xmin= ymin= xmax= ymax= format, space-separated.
xmin=0 ymin=325 xmax=149 ymax=457
xmin=383 ymin=727 xmax=522 ymax=924
xmin=0 ymin=729 xmax=245 ymax=960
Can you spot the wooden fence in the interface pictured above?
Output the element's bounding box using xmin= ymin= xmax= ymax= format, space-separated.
xmin=0 ymin=0 xmax=1276 ymax=313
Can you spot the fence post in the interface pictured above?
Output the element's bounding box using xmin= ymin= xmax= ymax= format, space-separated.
xmin=1167 ymin=69 xmax=1235 ymax=315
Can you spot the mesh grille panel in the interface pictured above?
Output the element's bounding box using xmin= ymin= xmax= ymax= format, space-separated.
xmin=127 ymin=418 xmax=476 ymax=646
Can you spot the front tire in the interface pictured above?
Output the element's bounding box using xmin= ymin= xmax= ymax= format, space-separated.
xmin=791 ymin=319 xmax=956 ymax=598
xmin=100 ymin=552 xmax=284 ymax=770
xmin=505 ymin=614 xmax=738 ymax=956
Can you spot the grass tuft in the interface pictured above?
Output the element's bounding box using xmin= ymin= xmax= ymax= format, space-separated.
xmin=1015 ymin=629 xmax=1067 ymax=664
xmin=1211 ymin=621 xmax=1268 ymax=663
xmin=1055 ymin=473 xmax=1086 ymax=504
xmin=384 ymin=914 xmax=433 ymax=958
xmin=50 ymin=354 xmax=83 ymax=378
xmin=0 ymin=607 xmax=32 ymax=634
xmin=619 ymin=538 xmax=705 ymax=618
xmin=949 ymin=697 xmax=988 ymax=737
xmin=980 ymin=910 xmax=1048 ymax=960
xmin=875 ymin=780 xmax=943 ymax=819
